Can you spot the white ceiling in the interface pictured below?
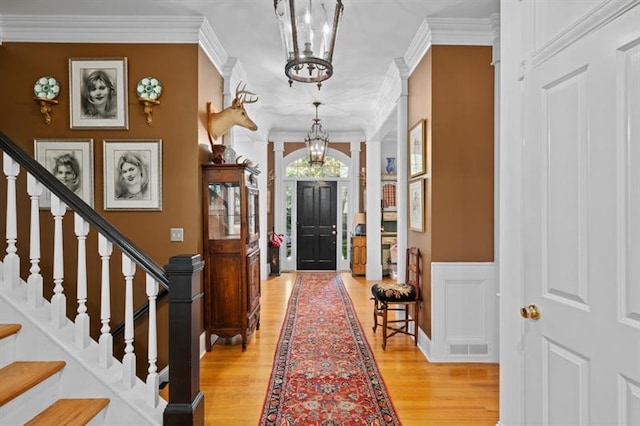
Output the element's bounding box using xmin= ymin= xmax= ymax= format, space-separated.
xmin=0 ymin=0 xmax=500 ymax=140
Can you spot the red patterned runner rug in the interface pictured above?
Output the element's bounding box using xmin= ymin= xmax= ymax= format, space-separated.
xmin=259 ymin=273 xmax=401 ymax=425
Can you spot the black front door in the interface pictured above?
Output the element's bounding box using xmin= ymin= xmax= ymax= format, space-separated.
xmin=296 ymin=181 xmax=337 ymax=270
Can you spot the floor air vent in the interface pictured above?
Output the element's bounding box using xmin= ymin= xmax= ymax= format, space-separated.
xmin=449 ymin=343 xmax=489 ymax=355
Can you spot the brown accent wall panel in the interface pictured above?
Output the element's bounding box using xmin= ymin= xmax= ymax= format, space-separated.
xmin=431 ymin=45 xmax=494 ymax=262
xmin=0 ymin=41 xmax=221 ymax=374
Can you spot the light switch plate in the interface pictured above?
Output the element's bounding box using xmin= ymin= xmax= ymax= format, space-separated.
xmin=170 ymin=228 xmax=184 ymax=242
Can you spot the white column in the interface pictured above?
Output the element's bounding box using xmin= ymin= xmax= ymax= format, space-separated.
xmin=365 ymin=139 xmax=382 ymax=279
xmin=491 ymin=13 xmax=501 ymax=267
xmin=349 ymin=140 xmax=361 ymax=227
xmin=222 ymin=57 xmax=238 ymax=148
xmin=395 ymin=58 xmax=409 ymax=282
xmin=273 ymin=140 xmax=285 ymax=269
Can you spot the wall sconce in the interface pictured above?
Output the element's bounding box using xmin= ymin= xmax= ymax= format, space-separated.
xmin=33 ymin=76 xmax=60 ymax=125
xmin=136 ymin=77 xmax=162 ymax=125
xmin=359 ymin=167 xmax=366 ymax=188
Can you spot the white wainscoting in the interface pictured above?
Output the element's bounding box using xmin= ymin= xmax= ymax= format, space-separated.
xmin=426 ymin=262 xmax=498 ymax=363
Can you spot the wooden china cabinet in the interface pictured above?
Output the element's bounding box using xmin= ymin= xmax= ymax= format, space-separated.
xmin=201 ymin=163 xmax=260 ymax=351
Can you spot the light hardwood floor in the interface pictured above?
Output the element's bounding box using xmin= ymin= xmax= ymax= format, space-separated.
xmin=198 ymin=272 xmax=499 ymax=425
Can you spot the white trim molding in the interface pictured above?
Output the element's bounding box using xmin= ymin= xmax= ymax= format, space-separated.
xmin=430 ymin=262 xmax=498 ymax=363
xmin=0 ymin=14 xmax=229 ymax=76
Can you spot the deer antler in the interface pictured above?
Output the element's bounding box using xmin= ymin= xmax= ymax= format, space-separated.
xmin=235 ymin=81 xmax=258 ymax=104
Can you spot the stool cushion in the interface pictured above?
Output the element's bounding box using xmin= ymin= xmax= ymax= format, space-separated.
xmin=371 ymin=282 xmax=417 ymax=302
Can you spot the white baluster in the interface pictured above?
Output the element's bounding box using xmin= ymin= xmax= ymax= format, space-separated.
xmin=3 ymin=154 xmax=20 ymax=289
xmin=50 ymin=194 xmax=67 ymax=328
xmin=27 ymin=173 xmax=43 ymax=307
xmin=122 ymin=254 xmax=136 ymax=388
xmin=74 ymin=213 xmax=90 ymax=348
xmin=98 ymin=234 xmax=113 ymax=369
xmin=145 ymin=273 xmax=159 ymax=407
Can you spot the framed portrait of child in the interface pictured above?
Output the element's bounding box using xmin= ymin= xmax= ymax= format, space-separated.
xmin=34 ymin=138 xmax=94 ymax=208
xmin=103 ymin=139 xmax=162 ymax=211
xmin=69 ymin=58 xmax=128 ymax=129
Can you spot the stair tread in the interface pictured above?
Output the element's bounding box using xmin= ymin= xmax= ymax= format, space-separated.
xmin=0 ymin=323 xmax=21 ymax=339
xmin=25 ymin=398 xmax=110 ymax=426
xmin=0 ymin=361 xmax=66 ymax=406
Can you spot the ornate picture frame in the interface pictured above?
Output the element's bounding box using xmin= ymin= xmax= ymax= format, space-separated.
xmin=34 ymin=138 xmax=94 ymax=209
xmin=103 ymin=139 xmax=162 ymax=211
xmin=409 ymin=178 xmax=424 ymax=232
xmin=409 ymin=119 xmax=426 ymax=177
xmin=69 ymin=58 xmax=128 ymax=129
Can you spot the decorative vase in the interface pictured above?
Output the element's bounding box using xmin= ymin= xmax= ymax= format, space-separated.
xmin=222 ymin=146 xmax=237 ymax=164
xmin=385 ymin=157 xmax=396 ymax=174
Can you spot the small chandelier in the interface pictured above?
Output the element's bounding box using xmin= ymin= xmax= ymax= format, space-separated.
xmin=274 ymin=0 xmax=344 ymax=90
xmin=306 ymin=102 xmax=329 ymax=166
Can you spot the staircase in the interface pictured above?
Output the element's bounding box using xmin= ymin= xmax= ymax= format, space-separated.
xmin=0 ymin=332 xmax=110 ymax=424
xmin=0 ymin=279 xmax=165 ymax=424
xmin=0 ymin=132 xmax=204 ymax=424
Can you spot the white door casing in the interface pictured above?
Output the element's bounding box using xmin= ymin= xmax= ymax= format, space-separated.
xmin=501 ymin=1 xmax=640 ymax=424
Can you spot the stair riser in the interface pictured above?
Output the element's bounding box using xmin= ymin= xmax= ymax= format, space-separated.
xmin=0 ymin=371 xmax=61 ymax=425
xmin=1 ymin=274 xmax=165 ymax=424
xmin=86 ymin=409 xmax=107 ymax=426
xmin=0 ymin=335 xmax=18 ymax=369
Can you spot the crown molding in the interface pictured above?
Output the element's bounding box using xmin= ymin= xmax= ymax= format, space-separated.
xmin=403 ymin=17 xmax=495 ymax=75
xmin=1 ymin=14 xmax=203 ymax=43
xmin=404 ymin=19 xmax=433 ymax=76
xmin=198 ymin=17 xmax=228 ymax=75
xmin=367 ymin=59 xmax=407 ymax=140
xmin=0 ymin=14 xmax=228 ymax=74
xmin=425 ymin=17 xmax=495 ymax=46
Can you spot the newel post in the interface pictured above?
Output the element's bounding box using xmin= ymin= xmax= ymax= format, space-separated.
xmin=163 ymin=254 xmax=205 ymax=425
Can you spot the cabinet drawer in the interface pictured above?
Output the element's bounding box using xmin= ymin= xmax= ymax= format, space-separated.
xmin=382 ymin=211 xmax=397 ymax=221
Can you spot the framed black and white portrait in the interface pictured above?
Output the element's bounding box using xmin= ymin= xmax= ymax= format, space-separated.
xmin=69 ymin=58 xmax=128 ymax=129
xmin=103 ymin=139 xmax=162 ymax=211
xmin=409 ymin=178 xmax=424 ymax=232
xmin=34 ymin=138 xmax=94 ymax=208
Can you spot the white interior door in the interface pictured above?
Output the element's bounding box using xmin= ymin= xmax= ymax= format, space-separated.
xmin=520 ymin=2 xmax=640 ymax=424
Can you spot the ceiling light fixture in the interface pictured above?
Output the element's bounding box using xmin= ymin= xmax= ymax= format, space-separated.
xmin=274 ymin=0 xmax=344 ymax=90
xmin=306 ymin=101 xmax=329 ymax=166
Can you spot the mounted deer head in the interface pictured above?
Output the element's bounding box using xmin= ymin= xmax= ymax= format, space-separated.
xmin=206 ymin=82 xmax=258 ymax=146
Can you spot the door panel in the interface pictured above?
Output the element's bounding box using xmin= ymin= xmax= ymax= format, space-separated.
xmin=522 ymin=4 xmax=640 ymax=424
xmin=297 ymin=181 xmax=337 ymax=270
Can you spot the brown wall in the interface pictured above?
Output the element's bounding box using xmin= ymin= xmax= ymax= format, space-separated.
xmin=407 ymin=45 xmax=494 ymax=338
xmin=431 ymin=46 xmax=494 ymax=262
xmin=0 ymin=42 xmax=221 ymax=373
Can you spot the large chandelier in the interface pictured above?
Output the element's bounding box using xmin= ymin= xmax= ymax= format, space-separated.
xmin=274 ymin=0 xmax=344 ymax=90
xmin=306 ymin=102 xmax=329 ymax=166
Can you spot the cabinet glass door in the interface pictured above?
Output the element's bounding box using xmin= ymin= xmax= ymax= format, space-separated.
xmin=208 ymin=182 xmax=241 ymax=239
xmin=247 ymin=188 xmax=259 ymax=243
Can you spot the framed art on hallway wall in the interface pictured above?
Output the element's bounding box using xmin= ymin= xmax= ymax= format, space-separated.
xmin=69 ymin=57 xmax=128 ymax=129
xmin=103 ymin=139 xmax=162 ymax=211
xmin=409 ymin=118 xmax=426 ymax=177
xmin=34 ymin=138 xmax=94 ymax=209
xmin=409 ymin=178 xmax=424 ymax=232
